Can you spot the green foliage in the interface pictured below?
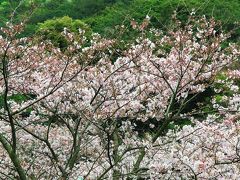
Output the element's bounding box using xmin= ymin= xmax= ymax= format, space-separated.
xmin=84 ymin=1 xmax=131 ymax=36
xmin=37 ymin=16 xmax=91 ymax=49
xmin=70 ymin=0 xmax=114 ymax=19
xmin=0 ymin=1 xmax=12 ymax=26
xmin=38 ymin=16 xmax=90 ymax=32
xmin=85 ymin=0 xmax=240 ymax=40
xmin=0 ymin=94 xmax=30 ymax=109
xmin=0 ymin=0 xmax=122 ymax=36
xmin=0 ymin=0 xmax=239 ymax=40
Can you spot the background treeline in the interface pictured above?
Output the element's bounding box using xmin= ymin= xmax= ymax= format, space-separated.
xmin=0 ymin=0 xmax=129 ymax=36
xmin=0 ymin=0 xmax=239 ymax=39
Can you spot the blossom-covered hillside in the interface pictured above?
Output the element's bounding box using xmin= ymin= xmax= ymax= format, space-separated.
xmin=0 ymin=5 xmax=239 ymax=180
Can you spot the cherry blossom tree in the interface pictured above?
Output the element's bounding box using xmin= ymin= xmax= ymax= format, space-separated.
xmin=0 ymin=13 xmax=239 ymax=179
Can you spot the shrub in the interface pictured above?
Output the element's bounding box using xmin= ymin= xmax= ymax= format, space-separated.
xmin=37 ymin=16 xmax=91 ymax=49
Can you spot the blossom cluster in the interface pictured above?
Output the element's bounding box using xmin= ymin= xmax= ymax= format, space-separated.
xmin=0 ymin=14 xmax=239 ymax=179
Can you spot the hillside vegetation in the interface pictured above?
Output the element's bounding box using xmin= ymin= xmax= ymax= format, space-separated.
xmin=0 ymin=0 xmax=239 ymax=39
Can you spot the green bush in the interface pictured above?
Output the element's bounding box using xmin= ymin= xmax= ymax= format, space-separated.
xmin=37 ymin=16 xmax=91 ymax=49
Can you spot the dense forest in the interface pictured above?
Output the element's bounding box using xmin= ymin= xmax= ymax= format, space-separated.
xmin=0 ymin=0 xmax=240 ymax=179
xmin=0 ymin=0 xmax=239 ymax=37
